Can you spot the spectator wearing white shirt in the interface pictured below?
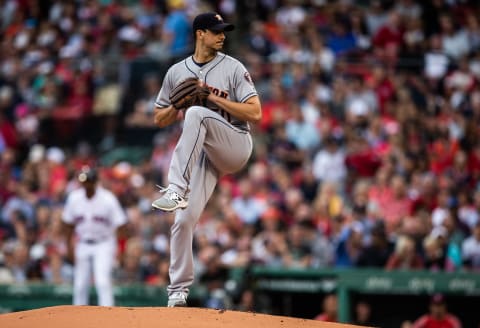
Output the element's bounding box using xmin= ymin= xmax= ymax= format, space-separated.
xmin=231 ymin=178 xmax=267 ymax=226
xmin=464 ymin=13 xmax=480 ymax=53
xmin=275 ymin=0 xmax=306 ymax=32
xmin=345 ymin=75 xmax=378 ymax=114
xmin=309 ymin=35 xmax=335 ymax=74
xmin=365 ymin=0 xmax=388 ymax=36
xmin=345 ymin=76 xmax=378 ymax=129
xmin=439 ymin=14 xmax=470 ymax=60
xmin=431 ymin=190 xmax=451 ymax=227
xmin=312 ymin=136 xmax=347 ymax=192
xmin=424 ymin=34 xmax=450 ymax=86
xmin=461 ymin=220 xmax=480 ymax=272
xmin=285 ymin=103 xmax=321 ymax=152
xmin=394 ymin=0 xmax=422 ymax=21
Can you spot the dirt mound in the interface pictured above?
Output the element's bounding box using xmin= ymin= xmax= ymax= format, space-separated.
xmin=0 ymin=305 xmax=366 ymax=328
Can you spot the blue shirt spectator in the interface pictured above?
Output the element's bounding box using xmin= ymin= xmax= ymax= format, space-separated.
xmin=163 ymin=3 xmax=192 ymax=59
xmin=326 ymin=21 xmax=357 ymax=56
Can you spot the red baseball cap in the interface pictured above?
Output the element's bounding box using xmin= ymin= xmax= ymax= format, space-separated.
xmin=430 ymin=293 xmax=446 ymax=305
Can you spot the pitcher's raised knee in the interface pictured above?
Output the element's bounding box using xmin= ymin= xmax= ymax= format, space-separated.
xmin=184 ymin=106 xmax=211 ymax=122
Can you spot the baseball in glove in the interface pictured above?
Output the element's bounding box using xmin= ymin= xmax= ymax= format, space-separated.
xmin=169 ymin=77 xmax=211 ymax=110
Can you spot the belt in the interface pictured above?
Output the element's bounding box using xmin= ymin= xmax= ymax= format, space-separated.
xmin=81 ymin=238 xmax=109 ymax=245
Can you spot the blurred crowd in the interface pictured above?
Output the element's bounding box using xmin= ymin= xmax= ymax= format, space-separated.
xmin=0 ymin=0 xmax=480 ymax=311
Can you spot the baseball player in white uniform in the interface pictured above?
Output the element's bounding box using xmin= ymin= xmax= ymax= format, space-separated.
xmin=151 ymin=12 xmax=262 ymax=307
xmin=62 ymin=167 xmax=127 ymax=306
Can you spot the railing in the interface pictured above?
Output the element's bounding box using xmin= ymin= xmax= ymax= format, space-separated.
xmin=0 ymin=283 xmax=207 ymax=313
xmin=1 ymin=268 xmax=480 ymax=323
xmin=250 ymin=267 xmax=480 ymax=322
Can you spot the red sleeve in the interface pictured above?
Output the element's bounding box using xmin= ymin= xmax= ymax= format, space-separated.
xmin=0 ymin=121 xmax=18 ymax=148
xmin=446 ymin=314 xmax=462 ymax=328
xmin=412 ymin=315 xmax=429 ymax=328
xmin=373 ymin=27 xmax=388 ymax=47
xmin=314 ymin=313 xmax=327 ymax=321
xmin=412 ymin=255 xmax=425 ymax=270
xmin=385 ymin=254 xmax=399 ymax=270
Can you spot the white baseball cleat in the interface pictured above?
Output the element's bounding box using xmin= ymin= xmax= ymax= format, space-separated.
xmin=152 ymin=187 xmax=188 ymax=212
xmin=167 ymin=292 xmax=188 ymax=307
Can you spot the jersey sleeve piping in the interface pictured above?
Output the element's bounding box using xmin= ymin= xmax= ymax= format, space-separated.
xmin=184 ymin=58 xmax=199 ymax=77
xmin=155 ymin=101 xmax=169 ymax=108
xmin=240 ymin=92 xmax=258 ymax=103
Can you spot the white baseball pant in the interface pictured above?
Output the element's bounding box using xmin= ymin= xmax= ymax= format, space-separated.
xmin=73 ymin=238 xmax=116 ymax=306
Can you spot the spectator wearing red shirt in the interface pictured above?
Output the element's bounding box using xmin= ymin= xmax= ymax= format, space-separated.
xmin=367 ymin=64 xmax=395 ymax=115
xmin=258 ymin=79 xmax=289 ymax=133
xmin=314 ymin=294 xmax=338 ymax=322
xmin=368 ymin=166 xmax=392 ymax=205
xmin=408 ymin=294 xmax=462 ymax=328
xmin=412 ymin=173 xmax=440 ymax=213
xmin=345 ymin=134 xmax=382 ymax=179
xmin=373 ymin=11 xmax=404 ymax=66
xmin=377 ymin=174 xmax=413 ymax=235
xmin=467 ymin=143 xmax=480 ymax=183
xmin=0 ymin=86 xmax=18 ymax=150
xmin=45 ymin=147 xmax=68 ymax=202
xmin=428 ymin=131 xmax=459 ymax=176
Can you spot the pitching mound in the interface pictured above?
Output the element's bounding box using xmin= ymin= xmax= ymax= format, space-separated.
xmin=0 ymin=305 xmax=366 ymax=328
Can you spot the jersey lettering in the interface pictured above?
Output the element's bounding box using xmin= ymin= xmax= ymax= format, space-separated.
xmin=93 ymin=216 xmax=111 ymax=226
xmin=208 ymin=86 xmax=228 ymax=99
xmin=208 ymin=86 xmax=231 ymax=122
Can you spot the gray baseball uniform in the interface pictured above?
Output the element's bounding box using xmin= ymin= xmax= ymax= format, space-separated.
xmin=155 ymin=51 xmax=257 ymax=296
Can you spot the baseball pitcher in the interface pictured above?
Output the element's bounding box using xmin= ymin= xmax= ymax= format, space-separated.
xmin=62 ymin=167 xmax=128 ymax=306
xmin=151 ymin=12 xmax=262 ymax=307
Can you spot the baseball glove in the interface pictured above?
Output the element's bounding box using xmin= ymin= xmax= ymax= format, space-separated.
xmin=169 ymin=77 xmax=211 ymax=110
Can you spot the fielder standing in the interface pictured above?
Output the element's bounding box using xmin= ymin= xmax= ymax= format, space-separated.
xmin=151 ymin=12 xmax=262 ymax=307
xmin=62 ymin=166 xmax=128 ymax=306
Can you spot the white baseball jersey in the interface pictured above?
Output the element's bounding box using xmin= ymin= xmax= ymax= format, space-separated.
xmin=62 ymin=186 xmax=127 ymax=241
xmin=155 ymin=51 xmax=258 ymax=131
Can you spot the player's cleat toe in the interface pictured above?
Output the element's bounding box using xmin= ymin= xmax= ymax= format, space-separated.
xmin=167 ymin=292 xmax=188 ymax=307
xmin=152 ymin=189 xmax=188 ymax=212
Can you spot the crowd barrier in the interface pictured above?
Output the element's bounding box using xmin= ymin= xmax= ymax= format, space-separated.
xmin=250 ymin=267 xmax=480 ymax=323
xmin=1 ymin=268 xmax=479 ymax=324
xmin=0 ymin=283 xmax=207 ymax=313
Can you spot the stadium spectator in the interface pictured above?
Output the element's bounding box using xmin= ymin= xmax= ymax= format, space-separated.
xmin=422 ymin=230 xmax=451 ymax=272
xmin=162 ymin=0 xmax=192 ymax=61
xmin=124 ymin=74 xmax=162 ymax=129
xmin=231 ymin=177 xmax=267 ymax=226
xmin=282 ymin=221 xmax=312 ymax=268
xmin=377 ymin=174 xmax=413 ymax=235
xmin=352 ymin=299 xmax=377 ymax=327
xmin=438 ymin=14 xmax=470 ymax=60
xmin=312 ymin=135 xmax=346 ymax=191
xmin=372 ymin=11 xmax=404 ymax=66
xmin=314 ymin=293 xmax=338 ymax=322
xmin=356 ymin=220 xmax=394 ymax=268
xmin=461 ymin=220 xmax=480 ymax=271
xmin=326 ymin=20 xmax=357 ymax=57
xmin=385 ymin=234 xmax=424 ymax=270
xmin=334 ymin=221 xmax=364 ymax=268
xmin=285 ymin=103 xmax=320 ymax=152
xmin=403 ymin=293 xmax=462 ymax=328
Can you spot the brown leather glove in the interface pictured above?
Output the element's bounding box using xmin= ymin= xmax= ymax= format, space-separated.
xmin=169 ymin=77 xmax=211 ymax=110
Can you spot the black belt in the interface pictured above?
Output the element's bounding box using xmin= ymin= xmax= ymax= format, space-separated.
xmin=81 ymin=238 xmax=108 ymax=245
